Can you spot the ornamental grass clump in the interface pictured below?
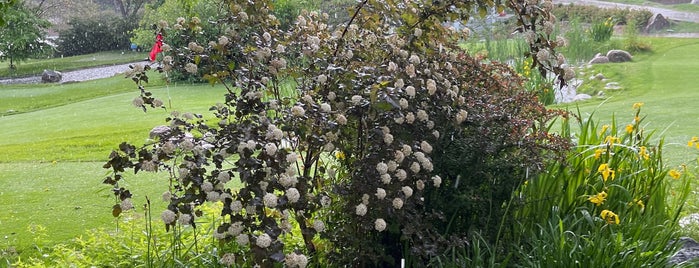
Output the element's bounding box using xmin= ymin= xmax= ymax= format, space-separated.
xmin=514 ymin=103 xmax=691 ymax=267
xmin=103 ymin=0 xmax=574 ymax=266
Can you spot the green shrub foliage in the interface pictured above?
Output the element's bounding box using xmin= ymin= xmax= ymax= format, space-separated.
xmin=56 ymin=15 xmax=136 ymax=56
xmin=104 ymin=0 xmax=571 ymax=266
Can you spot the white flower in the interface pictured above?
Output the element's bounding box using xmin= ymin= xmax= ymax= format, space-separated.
xmin=213 ymin=229 xmax=227 ymax=239
xmin=120 ymin=198 xmax=134 ymax=211
xmin=416 ymin=180 xmax=425 ymax=190
xmin=405 ymin=112 xmax=415 ymax=124
xmin=236 ymin=234 xmax=249 ymax=246
xmin=202 ymin=181 xmax=214 ymax=192
xmin=402 ymin=186 xmax=413 ymax=198
xmin=416 ymin=109 xmax=428 ymax=122
xmin=206 ymin=191 xmax=221 ymax=202
xmin=395 ymin=169 xmax=407 ymax=181
xmin=219 ymin=253 xmax=235 ymax=266
xmin=421 ymin=141 xmax=433 ymax=154
xmin=279 ymin=174 xmax=298 ymax=188
xmin=395 ymin=150 xmax=405 ymax=163
xmin=456 ymin=109 xmax=468 ymax=124
xmin=286 ymin=188 xmax=300 ymax=203
xmin=432 ymin=175 xmax=442 ymax=188
xmin=414 ymin=28 xmax=423 ymax=37
xmin=162 ymin=191 xmax=172 ymax=202
xmin=394 ymin=116 xmax=404 ymax=124
xmin=256 ymin=233 xmax=272 ymax=248
xmin=351 ymin=95 xmax=363 ymax=105
xmin=262 ymin=32 xmax=272 ymax=42
xmin=355 ymin=203 xmax=368 ymax=216
xmin=313 ymin=219 xmax=325 ymax=232
xmin=362 ymin=194 xmax=370 ymax=205
xmin=392 ymin=198 xmax=404 ymax=209
xmin=321 ymin=195 xmax=332 ymax=207
xmin=405 ymin=86 xmax=416 ymax=98
xmin=387 ymin=161 xmax=398 ymax=172
xmin=265 ymin=143 xmax=278 ymax=156
xmin=291 ymin=106 xmax=305 ymax=117
xmin=263 ymin=193 xmax=278 ymax=208
xmin=286 ymin=252 xmax=309 ymax=268
xmin=394 ymin=79 xmax=404 ymax=89
xmin=320 ymin=103 xmax=331 ymax=113
xmin=287 ymin=152 xmax=299 ymax=163
xmin=536 ymin=49 xmax=550 ymax=63
xmin=376 ymin=162 xmax=389 ymax=175
xmin=433 ymin=130 xmax=440 ymax=139
xmin=426 ymin=79 xmax=437 ymax=95
xmin=410 ymin=162 xmax=421 ymax=173
xmin=375 ymin=218 xmax=387 ymax=232
xmin=381 ymin=174 xmax=392 ymax=184
xmin=388 ymin=61 xmax=398 ymax=72
xmin=409 ymin=54 xmax=421 ymax=65
xmin=230 ymin=200 xmax=243 ymax=213
xmin=406 ymin=64 xmax=416 ymax=77
xmin=228 ymin=221 xmax=244 ymax=236
xmin=316 ymin=74 xmax=328 ymax=84
xmin=375 ymin=188 xmax=387 ymax=199
xmin=161 ymin=210 xmax=177 ymax=224
xmin=336 ymin=114 xmax=347 ymax=125
xmin=185 ymin=63 xmax=198 ymax=74
xmin=399 ymin=98 xmax=409 ymax=109
xmin=179 ymin=214 xmax=192 ymax=226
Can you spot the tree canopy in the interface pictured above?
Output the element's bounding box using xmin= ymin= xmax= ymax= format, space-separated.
xmin=0 ymin=1 xmax=51 ymax=69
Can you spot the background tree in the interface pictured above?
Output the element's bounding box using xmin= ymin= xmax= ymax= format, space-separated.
xmin=0 ymin=1 xmax=51 ymax=69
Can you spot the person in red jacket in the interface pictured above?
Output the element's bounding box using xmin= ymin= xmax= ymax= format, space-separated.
xmin=148 ymin=32 xmax=163 ymax=62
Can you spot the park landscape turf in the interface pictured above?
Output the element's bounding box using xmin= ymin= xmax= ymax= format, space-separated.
xmin=2 ymin=36 xmax=699 ymax=263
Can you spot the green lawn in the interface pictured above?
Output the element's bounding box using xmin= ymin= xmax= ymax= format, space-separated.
xmin=0 ymin=73 xmax=228 ymax=256
xmin=0 ymin=50 xmax=147 ymax=78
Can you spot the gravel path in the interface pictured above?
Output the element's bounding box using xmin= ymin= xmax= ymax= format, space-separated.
xmin=555 ymin=0 xmax=699 ymax=23
xmin=0 ymin=62 xmax=145 ymax=85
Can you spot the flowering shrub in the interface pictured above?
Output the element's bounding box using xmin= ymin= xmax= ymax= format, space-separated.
xmin=104 ymin=0 xmax=572 ymax=266
xmin=590 ymin=17 xmax=615 ymax=42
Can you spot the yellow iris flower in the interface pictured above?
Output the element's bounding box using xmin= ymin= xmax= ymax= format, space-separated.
xmin=598 ymin=163 xmax=615 ymax=182
xmin=632 ymin=102 xmax=644 ymax=109
xmin=588 ymin=191 xmax=607 ymax=206
xmin=625 ymin=124 xmax=634 ymax=134
xmin=594 ymin=148 xmax=604 ymax=159
xmin=669 ymin=169 xmax=681 ymax=179
xmin=600 ymin=209 xmax=620 ymax=224
xmin=639 ymin=146 xmax=649 ymax=160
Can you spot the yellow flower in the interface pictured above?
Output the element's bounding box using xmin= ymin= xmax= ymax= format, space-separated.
xmin=604 ymin=136 xmax=619 ymax=146
xmin=600 ymin=209 xmax=620 ymax=224
xmin=634 ymin=116 xmax=640 ymax=123
xmin=625 ymin=124 xmax=634 ymax=134
xmin=594 ymin=148 xmax=604 ymax=159
xmin=588 ymin=191 xmax=607 ymax=206
xmin=639 ymin=146 xmax=649 ymax=160
xmin=599 ymin=125 xmax=609 ymax=135
xmin=335 ymin=151 xmax=346 ymax=160
xmin=689 ymin=137 xmax=699 ymax=147
xmin=634 ymin=198 xmax=645 ymax=210
xmin=632 ymin=102 xmax=644 ymax=110
xmin=598 ymin=163 xmax=615 ymax=182
xmin=669 ymin=169 xmax=681 ymax=179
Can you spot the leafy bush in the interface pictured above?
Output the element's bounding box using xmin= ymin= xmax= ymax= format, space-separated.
xmin=590 ymin=17 xmax=615 ymax=42
xmin=105 ymin=0 xmax=575 ymax=266
xmin=56 ymin=14 xmax=137 ymax=56
xmin=553 ymin=4 xmax=653 ymax=31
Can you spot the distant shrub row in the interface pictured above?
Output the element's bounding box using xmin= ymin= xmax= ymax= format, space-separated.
xmin=553 ymin=3 xmax=654 ymax=30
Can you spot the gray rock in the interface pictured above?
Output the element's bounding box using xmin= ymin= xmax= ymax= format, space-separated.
xmin=645 ymin=13 xmax=671 ymax=33
xmin=573 ymin=94 xmax=591 ymax=101
xmin=607 ymin=50 xmax=633 ymax=63
xmin=594 ymin=73 xmax=606 ymax=80
xmin=41 ymin=70 xmax=62 ymax=83
xmin=588 ymin=54 xmax=610 ymax=65
xmin=692 ymin=0 xmax=699 ymax=5
xmin=605 ymin=82 xmax=622 ymax=90
xmin=669 ymin=237 xmax=699 ymax=266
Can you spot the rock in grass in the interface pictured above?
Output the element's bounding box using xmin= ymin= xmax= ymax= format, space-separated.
xmin=589 ymin=53 xmax=610 ymax=65
xmin=41 ymin=70 xmax=62 ymax=83
xmin=669 ymin=237 xmax=699 ymax=266
xmin=645 ymin=13 xmax=671 ymax=33
xmin=607 ymin=50 xmax=633 ymax=63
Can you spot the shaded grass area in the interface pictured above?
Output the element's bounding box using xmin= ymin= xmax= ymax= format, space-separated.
xmin=0 ymin=51 xmax=147 ymax=78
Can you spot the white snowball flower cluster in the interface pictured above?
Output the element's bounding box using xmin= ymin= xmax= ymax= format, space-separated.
xmin=320 ymin=103 xmax=331 ymax=113
xmin=219 ymin=253 xmax=235 ymax=266
xmin=406 ymin=86 xmax=416 ymax=98
xmin=265 ymin=143 xmax=278 ymax=156
xmin=420 ymin=141 xmax=433 ymax=154
xmin=263 ymin=193 xmax=278 ymax=208
xmin=286 ymin=187 xmax=300 ymax=203
xmin=228 ymin=221 xmax=244 ymax=236
xmin=395 ymin=169 xmax=407 ymax=181
xmin=375 ymin=188 xmax=386 ymax=199
xmin=230 ymin=200 xmax=243 ymax=213
xmin=402 ymin=186 xmax=413 ymax=198
xmin=236 ymin=234 xmax=249 ymax=246
xmin=161 ymin=210 xmax=177 ymax=224
xmin=456 ymin=109 xmax=468 ymax=124
xmin=376 ymin=162 xmax=388 ymax=175
xmin=432 ymin=175 xmax=442 ymax=188
xmin=266 ymin=124 xmax=284 ymax=141
xmin=285 ymin=252 xmax=309 ymax=268
xmin=356 ymin=203 xmax=368 ymax=216
xmin=392 ymin=198 xmax=404 ymax=209
xmin=375 ymin=218 xmax=387 ymax=232
xmin=291 ymin=106 xmax=305 ymax=117
xmin=313 ymin=219 xmax=325 ymax=232
xmin=256 ymin=233 xmax=272 ymax=248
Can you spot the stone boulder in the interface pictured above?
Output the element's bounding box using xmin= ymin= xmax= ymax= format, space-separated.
xmin=669 ymin=237 xmax=699 ymax=266
xmin=692 ymin=0 xmax=699 ymax=4
xmin=645 ymin=13 xmax=671 ymax=33
xmin=41 ymin=70 xmax=62 ymax=83
xmin=588 ymin=53 xmax=609 ymax=65
xmin=606 ymin=50 xmax=633 ymax=63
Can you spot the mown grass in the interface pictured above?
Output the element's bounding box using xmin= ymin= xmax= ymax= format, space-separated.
xmin=598 ymin=0 xmax=699 ymax=12
xmin=0 ymin=50 xmax=147 ymax=78
xmin=0 ymin=72 xmax=230 ymax=257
